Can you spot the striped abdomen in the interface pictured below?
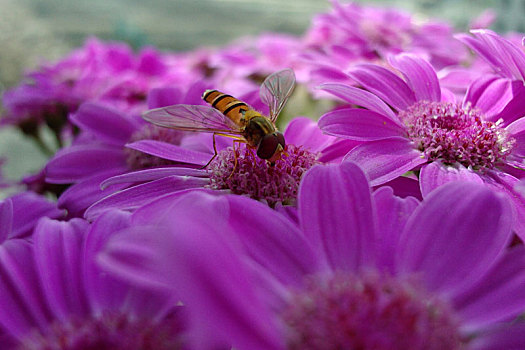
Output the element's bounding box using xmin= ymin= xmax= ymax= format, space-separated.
xmin=202 ymin=90 xmax=249 ymax=125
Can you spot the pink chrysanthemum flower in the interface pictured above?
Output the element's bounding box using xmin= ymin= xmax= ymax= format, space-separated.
xmin=301 ymin=0 xmax=467 ymax=88
xmin=100 ymin=162 xmax=525 ymax=349
xmin=0 ymin=209 xmax=187 ymax=349
xmin=42 ymin=82 xmax=210 ymax=217
xmin=318 ymin=53 xmax=525 ymax=238
xmin=1 ymin=38 xmax=198 ymax=144
xmin=84 ymin=116 xmax=352 ymax=219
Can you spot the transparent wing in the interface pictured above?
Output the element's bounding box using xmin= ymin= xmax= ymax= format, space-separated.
xmin=142 ymin=104 xmax=242 ymax=134
xmin=260 ymin=68 xmax=296 ymax=122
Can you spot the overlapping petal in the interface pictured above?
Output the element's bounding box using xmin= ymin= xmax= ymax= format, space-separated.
xmin=298 ymin=162 xmax=377 ymax=271
xmin=33 ymin=218 xmax=89 ymax=321
xmin=226 ymin=195 xmax=319 ymax=288
xmin=319 ymin=107 xmax=405 ymax=140
xmin=84 ymin=175 xmax=209 ymax=220
xmin=344 ymin=138 xmax=426 ymax=186
xmin=388 ymin=53 xmax=441 ymax=102
xmin=125 ymin=140 xmax=212 ymax=166
xmin=318 ymin=83 xmax=397 ymax=120
xmin=45 ymin=145 xmax=127 ymax=183
xmin=396 ymin=182 xmax=513 ymax=298
xmin=419 ymin=162 xmax=483 ymax=197
xmin=453 ymin=246 xmax=525 ymax=331
xmin=348 ymin=63 xmax=416 ymax=111
xmin=69 ymin=102 xmax=138 ymax=146
xmin=101 ymin=192 xmax=283 ymax=350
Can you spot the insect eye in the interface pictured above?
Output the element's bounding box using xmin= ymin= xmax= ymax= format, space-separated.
xmin=257 ymin=132 xmax=286 ymax=159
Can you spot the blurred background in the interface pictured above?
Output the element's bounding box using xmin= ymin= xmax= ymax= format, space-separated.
xmin=1 ymin=0 xmax=523 ymax=88
xmin=0 ymin=0 xmax=523 ymax=190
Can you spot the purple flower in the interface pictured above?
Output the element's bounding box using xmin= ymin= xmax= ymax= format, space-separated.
xmin=180 ymin=33 xmax=307 ymax=96
xmin=43 ymin=81 xmax=209 ymax=217
xmin=83 ymin=116 xmax=352 ymax=219
xmin=0 ymin=209 xmax=187 ymax=349
xmin=301 ymin=0 xmax=467 ymax=88
xmin=0 ymin=191 xmax=64 ymax=240
xmin=1 ymin=38 xmax=197 ymax=144
xmin=100 ymin=161 xmax=525 ymax=349
xmin=456 ymin=30 xmax=525 ymax=83
xmin=441 ymin=30 xmax=525 ymax=102
xmin=318 ymin=53 xmax=525 ymax=238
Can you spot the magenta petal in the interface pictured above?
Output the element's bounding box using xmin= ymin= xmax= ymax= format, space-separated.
xmin=440 ymin=88 xmax=457 ymax=103
xmin=70 ymin=103 xmax=137 ymax=146
xmin=376 ymin=176 xmax=422 ymax=200
xmin=463 ymin=76 xmax=513 ymax=120
xmin=462 ymin=75 xmax=499 ymax=108
xmin=419 ymin=162 xmax=484 ymax=198
xmin=495 ymin=84 xmax=525 ymax=126
xmin=318 ymin=83 xmax=397 ymax=120
xmin=9 ymin=192 xmax=65 ymax=239
xmin=396 ymin=182 xmax=513 ymax=298
xmin=299 ymin=162 xmax=377 ymax=271
xmin=469 ymin=322 xmax=525 ymax=350
xmin=84 ymin=175 xmax=210 ymax=220
xmin=100 ymin=192 xmax=283 ymax=350
xmin=453 ymin=246 xmax=525 ymax=331
xmin=485 ymin=171 xmax=525 ymax=239
xmin=129 ymin=188 xmax=223 ymax=226
xmin=344 ymin=138 xmax=426 ymax=186
xmin=147 ymin=87 xmax=182 ymax=109
xmin=100 ymin=167 xmax=208 ymax=190
xmin=45 ymin=145 xmax=127 ymax=183
xmin=348 ymin=63 xmax=416 ymax=111
xmin=373 ymin=187 xmax=419 ymax=272
xmin=226 ymin=195 xmax=319 ymax=287
xmin=506 ymin=118 xmax=525 ymax=157
xmin=58 ymin=170 xmax=130 ymax=218
xmin=84 ymin=210 xmax=132 ymax=314
xmin=34 ymin=218 xmax=89 ymax=321
xmin=318 ymin=139 xmax=360 ymax=163
xmin=388 ymin=54 xmax=441 ymax=102
xmin=456 ymin=31 xmax=517 ymax=79
xmin=87 ymin=210 xmax=173 ymax=319
xmin=319 ymin=107 xmax=405 ymax=140
xmin=0 ymin=199 xmax=13 ymax=243
xmin=283 ymin=117 xmax=335 ymax=153
xmin=126 ymin=140 xmax=212 ymax=165
xmin=0 ymin=240 xmax=52 ymax=340
xmin=466 ymin=30 xmax=525 ymax=80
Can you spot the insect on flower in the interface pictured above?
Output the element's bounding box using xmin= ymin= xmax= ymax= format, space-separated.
xmin=142 ymin=68 xmax=296 ymax=168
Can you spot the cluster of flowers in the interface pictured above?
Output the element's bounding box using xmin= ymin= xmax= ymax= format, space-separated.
xmin=1 ymin=1 xmax=525 ymax=348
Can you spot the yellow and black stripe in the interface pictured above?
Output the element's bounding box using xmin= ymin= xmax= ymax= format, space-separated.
xmin=202 ymin=90 xmax=248 ymax=124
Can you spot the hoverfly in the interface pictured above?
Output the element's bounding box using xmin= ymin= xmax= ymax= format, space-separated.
xmin=142 ymin=68 xmax=295 ymax=168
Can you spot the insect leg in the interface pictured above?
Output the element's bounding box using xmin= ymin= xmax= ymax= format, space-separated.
xmin=227 ymin=139 xmax=243 ymax=179
xmin=200 ymin=133 xmax=219 ymax=169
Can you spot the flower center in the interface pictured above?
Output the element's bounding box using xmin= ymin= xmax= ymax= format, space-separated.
xmin=21 ymin=310 xmax=186 ymax=350
xmin=398 ymin=101 xmax=514 ymax=171
xmin=125 ymin=124 xmax=184 ymax=170
xmin=281 ymin=272 xmax=465 ymax=350
xmin=207 ymin=144 xmax=319 ymax=206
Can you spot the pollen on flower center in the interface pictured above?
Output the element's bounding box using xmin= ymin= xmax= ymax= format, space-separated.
xmin=398 ymin=101 xmax=514 ymax=170
xmin=281 ymin=272 xmax=465 ymax=350
xmin=125 ymin=124 xmax=184 ymax=170
xmin=207 ymin=144 xmax=319 ymax=206
xmin=21 ymin=310 xmax=186 ymax=350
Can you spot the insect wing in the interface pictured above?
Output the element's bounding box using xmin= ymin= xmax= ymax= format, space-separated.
xmin=260 ymin=68 xmax=296 ymax=122
xmin=142 ymin=104 xmax=242 ymax=134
